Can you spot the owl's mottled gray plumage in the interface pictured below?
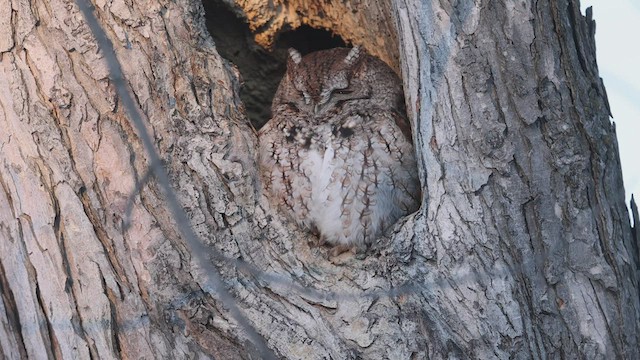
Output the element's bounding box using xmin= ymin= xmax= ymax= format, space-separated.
xmin=258 ymin=47 xmax=420 ymax=253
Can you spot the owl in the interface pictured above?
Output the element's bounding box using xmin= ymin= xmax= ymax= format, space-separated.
xmin=258 ymin=46 xmax=420 ymax=255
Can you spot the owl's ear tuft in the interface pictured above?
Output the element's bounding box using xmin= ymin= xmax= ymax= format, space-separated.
xmin=344 ymin=46 xmax=362 ymax=66
xmin=288 ymin=48 xmax=302 ymax=66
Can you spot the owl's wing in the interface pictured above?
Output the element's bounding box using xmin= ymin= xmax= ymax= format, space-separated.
xmin=258 ymin=112 xmax=315 ymax=228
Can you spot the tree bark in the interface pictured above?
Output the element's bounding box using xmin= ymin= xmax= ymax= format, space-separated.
xmin=0 ymin=0 xmax=638 ymax=359
xmin=393 ymin=1 xmax=639 ymax=358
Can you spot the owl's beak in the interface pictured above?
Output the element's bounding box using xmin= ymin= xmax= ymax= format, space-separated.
xmin=313 ymin=102 xmax=327 ymax=115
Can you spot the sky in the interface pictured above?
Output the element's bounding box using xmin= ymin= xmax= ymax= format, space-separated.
xmin=580 ymin=1 xmax=640 ymax=219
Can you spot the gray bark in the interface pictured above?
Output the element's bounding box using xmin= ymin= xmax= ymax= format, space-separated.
xmin=394 ymin=1 xmax=639 ymax=358
xmin=0 ymin=0 xmax=638 ymax=359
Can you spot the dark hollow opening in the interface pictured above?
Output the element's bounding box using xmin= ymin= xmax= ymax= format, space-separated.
xmin=276 ymin=25 xmax=347 ymax=56
xmin=203 ymin=1 xmax=346 ymax=129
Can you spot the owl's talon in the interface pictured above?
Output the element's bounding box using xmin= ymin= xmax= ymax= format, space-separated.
xmin=329 ymin=244 xmax=354 ymax=257
xmin=310 ymin=234 xmax=326 ymax=247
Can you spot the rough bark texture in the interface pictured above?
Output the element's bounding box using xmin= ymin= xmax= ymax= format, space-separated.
xmin=0 ymin=0 xmax=638 ymax=359
xmin=394 ymin=1 xmax=639 ymax=358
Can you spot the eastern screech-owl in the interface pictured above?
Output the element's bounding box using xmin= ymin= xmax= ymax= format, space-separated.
xmin=258 ymin=46 xmax=420 ymax=254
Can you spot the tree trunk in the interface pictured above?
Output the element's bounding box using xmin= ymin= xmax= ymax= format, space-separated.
xmin=0 ymin=0 xmax=638 ymax=359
